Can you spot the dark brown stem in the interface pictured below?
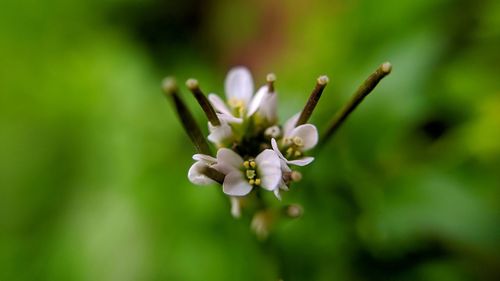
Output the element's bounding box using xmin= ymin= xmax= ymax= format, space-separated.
xmin=320 ymin=62 xmax=392 ymax=146
xmin=266 ymin=73 xmax=276 ymax=93
xmin=162 ymin=77 xmax=211 ymax=155
xmin=186 ymin=79 xmax=221 ymax=126
xmin=296 ymin=75 xmax=329 ymax=127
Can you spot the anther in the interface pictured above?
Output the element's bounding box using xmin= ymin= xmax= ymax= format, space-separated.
xmin=186 ymin=78 xmax=221 ymax=126
xmin=292 ymin=136 xmax=304 ymax=147
xmin=254 ymin=178 xmax=261 ymax=185
xmin=296 ymin=75 xmax=329 ymax=127
xmin=243 ymin=161 xmax=250 ymax=169
xmin=264 ymin=126 xmax=281 ymax=138
xmin=250 ymin=161 xmax=256 ymax=168
xmin=249 ymin=179 xmax=255 ymax=185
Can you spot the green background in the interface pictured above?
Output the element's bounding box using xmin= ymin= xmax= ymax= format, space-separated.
xmin=1 ymin=0 xmax=499 ymax=280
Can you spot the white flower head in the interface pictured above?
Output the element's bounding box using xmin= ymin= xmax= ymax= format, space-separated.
xmin=208 ymin=67 xmax=276 ymax=124
xmin=214 ymin=148 xmax=282 ymax=197
xmin=188 ymin=154 xmax=218 ymax=185
xmin=271 ymin=112 xmax=319 ymax=167
xmin=207 ymin=117 xmax=234 ymax=146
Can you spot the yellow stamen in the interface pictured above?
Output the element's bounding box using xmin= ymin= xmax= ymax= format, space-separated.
xmin=254 ymin=178 xmax=261 ymax=185
xmin=250 ymin=161 xmax=256 ymax=168
xmin=292 ymin=136 xmax=304 ymax=147
xmin=248 ymin=179 xmax=255 ymax=185
xmin=243 ymin=161 xmax=250 ymax=168
xmin=228 ymin=99 xmax=245 ymax=117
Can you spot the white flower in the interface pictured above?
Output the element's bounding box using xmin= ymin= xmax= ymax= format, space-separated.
xmin=207 ymin=118 xmax=234 ymax=145
xmin=214 ymin=148 xmax=282 ymax=197
xmin=271 ymin=112 xmax=318 ymax=167
xmin=248 ymin=83 xmax=278 ymax=124
xmin=208 ymin=67 xmax=275 ymax=124
xmin=187 ymin=154 xmax=218 ymax=185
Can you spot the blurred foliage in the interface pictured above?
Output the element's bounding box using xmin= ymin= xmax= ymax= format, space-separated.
xmin=1 ymin=0 xmax=499 ymax=280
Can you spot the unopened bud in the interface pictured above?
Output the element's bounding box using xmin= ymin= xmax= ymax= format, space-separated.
xmin=290 ymin=171 xmax=302 ymax=182
xmin=285 ymin=204 xmax=303 ymax=218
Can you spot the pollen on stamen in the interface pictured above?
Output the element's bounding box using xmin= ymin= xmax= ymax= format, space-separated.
xmin=243 ymin=161 xmax=250 ymax=169
xmin=250 ymin=161 xmax=256 ymax=168
xmin=292 ymin=136 xmax=304 ymax=147
xmin=254 ymin=178 xmax=261 ymax=185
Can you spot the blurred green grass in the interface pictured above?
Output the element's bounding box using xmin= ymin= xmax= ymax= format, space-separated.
xmin=1 ymin=0 xmax=499 ymax=280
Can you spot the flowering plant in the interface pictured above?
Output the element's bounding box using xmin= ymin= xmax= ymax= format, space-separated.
xmin=162 ymin=63 xmax=391 ymax=238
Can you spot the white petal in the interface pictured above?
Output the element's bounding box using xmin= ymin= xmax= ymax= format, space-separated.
xmin=217 ymin=112 xmax=243 ymax=124
xmin=215 ymin=148 xmax=243 ymax=174
xmin=259 ymin=92 xmax=277 ymax=123
xmin=208 ymin=122 xmax=233 ymax=144
xmin=230 ymin=197 xmax=241 ymax=218
xmin=271 ymin=138 xmax=287 ymax=162
xmin=280 ymin=181 xmax=289 ymax=191
xmin=280 ymin=159 xmax=292 ymax=172
xmin=255 ymin=149 xmax=282 ymax=191
xmin=287 ymin=156 xmax=314 ymax=166
xmin=192 ymin=154 xmax=216 ymax=164
xmin=208 ymin=94 xmax=232 ymax=116
xmin=247 ymin=85 xmax=267 ymax=117
xmin=273 ymin=188 xmax=282 ymax=200
xmin=288 ymin=124 xmax=318 ymax=150
xmin=188 ymin=162 xmax=216 ymax=185
xmin=283 ymin=112 xmax=301 ymax=138
xmin=223 ymin=171 xmax=253 ymax=196
xmin=225 ymin=67 xmax=254 ymax=105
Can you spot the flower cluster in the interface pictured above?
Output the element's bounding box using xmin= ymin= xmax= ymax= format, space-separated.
xmin=188 ymin=67 xmax=322 ymax=200
xmin=162 ymin=62 xmax=391 ymax=222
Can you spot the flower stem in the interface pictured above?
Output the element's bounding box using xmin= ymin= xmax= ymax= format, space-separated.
xmin=320 ymin=62 xmax=392 ymax=146
xmin=186 ymin=78 xmax=221 ymax=126
xmin=162 ymin=77 xmax=211 ymax=155
xmin=296 ymin=75 xmax=329 ymax=127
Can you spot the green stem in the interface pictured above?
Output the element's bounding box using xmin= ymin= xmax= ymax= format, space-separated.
xmin=319 ymin=62 xmax=392 ymax=147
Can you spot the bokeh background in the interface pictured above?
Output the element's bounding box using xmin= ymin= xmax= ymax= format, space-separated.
xmin=1 ymin=0 xmax=499 ymax=280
